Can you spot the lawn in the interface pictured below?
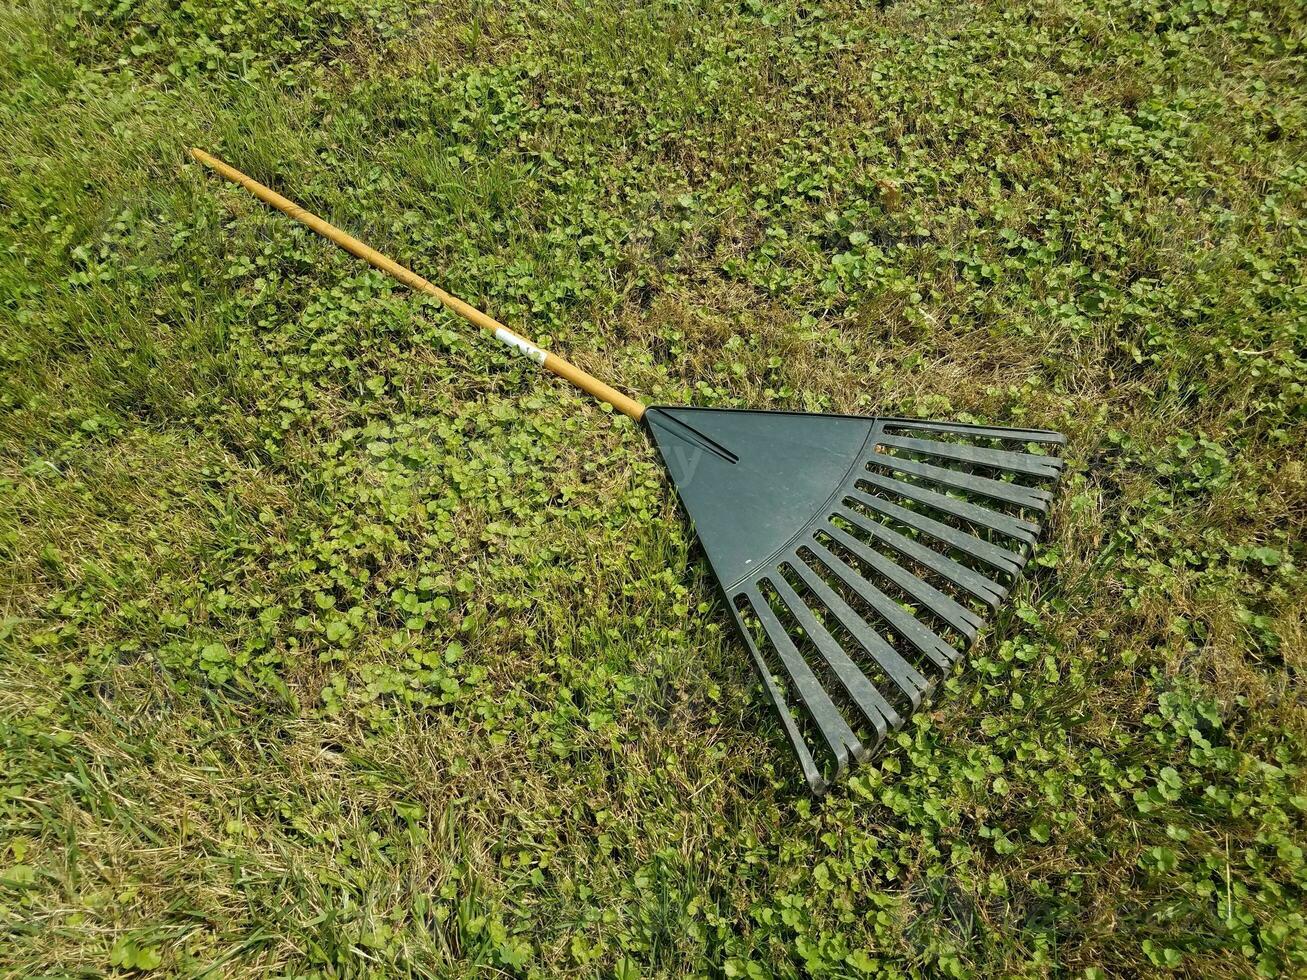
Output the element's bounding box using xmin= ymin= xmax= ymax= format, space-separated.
xmin=1 ymin=0 xmax=1304 ymax=975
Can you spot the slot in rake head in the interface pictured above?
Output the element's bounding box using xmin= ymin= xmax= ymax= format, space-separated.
xmin=646 ymin=407 xmax=1066 ymax=795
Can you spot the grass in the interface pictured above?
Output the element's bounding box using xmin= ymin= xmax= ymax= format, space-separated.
xmin=1 ymin=0 xmax=1304 ymax=975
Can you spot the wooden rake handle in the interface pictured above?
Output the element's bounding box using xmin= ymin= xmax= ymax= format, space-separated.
xmin=189 ymin=148 xmax=646 ymax=421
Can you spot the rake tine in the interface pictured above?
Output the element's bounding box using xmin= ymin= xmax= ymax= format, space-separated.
xmin=768 ymin=572 xmax=899 ymax=742
xmin=741 ymin=586 xmax=863 ymax=774
xmin=807 ymin=535 xmax=958 ymax=671
xmin=845 ymin=489 xmax=1027 ymax=580
xmin=828 ymin=507 xmax=983 ymax=642
xmin=860 ymin=472 xmax=1043 ymax=545
xmin=837 ymin=493 xmax=1010 ymax=610
xmin=730 ymin=607 xmax=828 ymax=795
xmin=868 ymin=449 xmax=1055 ymax=510
xmin=885 ymin=418 xmax=1068 ymax=446
xmin=787 ymin=555 xmax=931 ymax=707
xmin=876 ymin=433 xmax=1065 ymax=479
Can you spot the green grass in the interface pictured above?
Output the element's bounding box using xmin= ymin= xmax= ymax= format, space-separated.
xmin=1 ymin=0 xmax=1304 ymax=975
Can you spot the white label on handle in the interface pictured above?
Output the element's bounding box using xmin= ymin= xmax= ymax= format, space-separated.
xmin=493 ymin=327 xmax=547 ymax=366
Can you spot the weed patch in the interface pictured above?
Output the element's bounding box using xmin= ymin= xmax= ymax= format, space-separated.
xmin=1 ymin=0 xmax=1304 ymax=975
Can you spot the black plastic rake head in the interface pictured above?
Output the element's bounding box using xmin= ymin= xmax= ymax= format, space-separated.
xmin=645 ymin=407 xmax=1066 ymax=795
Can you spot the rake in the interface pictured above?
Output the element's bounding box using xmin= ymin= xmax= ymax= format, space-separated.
xmin=191 ymin=148 xmax=1066 ymax=795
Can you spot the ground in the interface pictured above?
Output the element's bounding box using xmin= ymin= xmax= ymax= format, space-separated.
xmin=1 ymin=0 xmax=1305 ymax=976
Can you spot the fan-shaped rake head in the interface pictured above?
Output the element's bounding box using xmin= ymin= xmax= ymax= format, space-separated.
xmin=646 ymin=408 xmax=1066 ymax=795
